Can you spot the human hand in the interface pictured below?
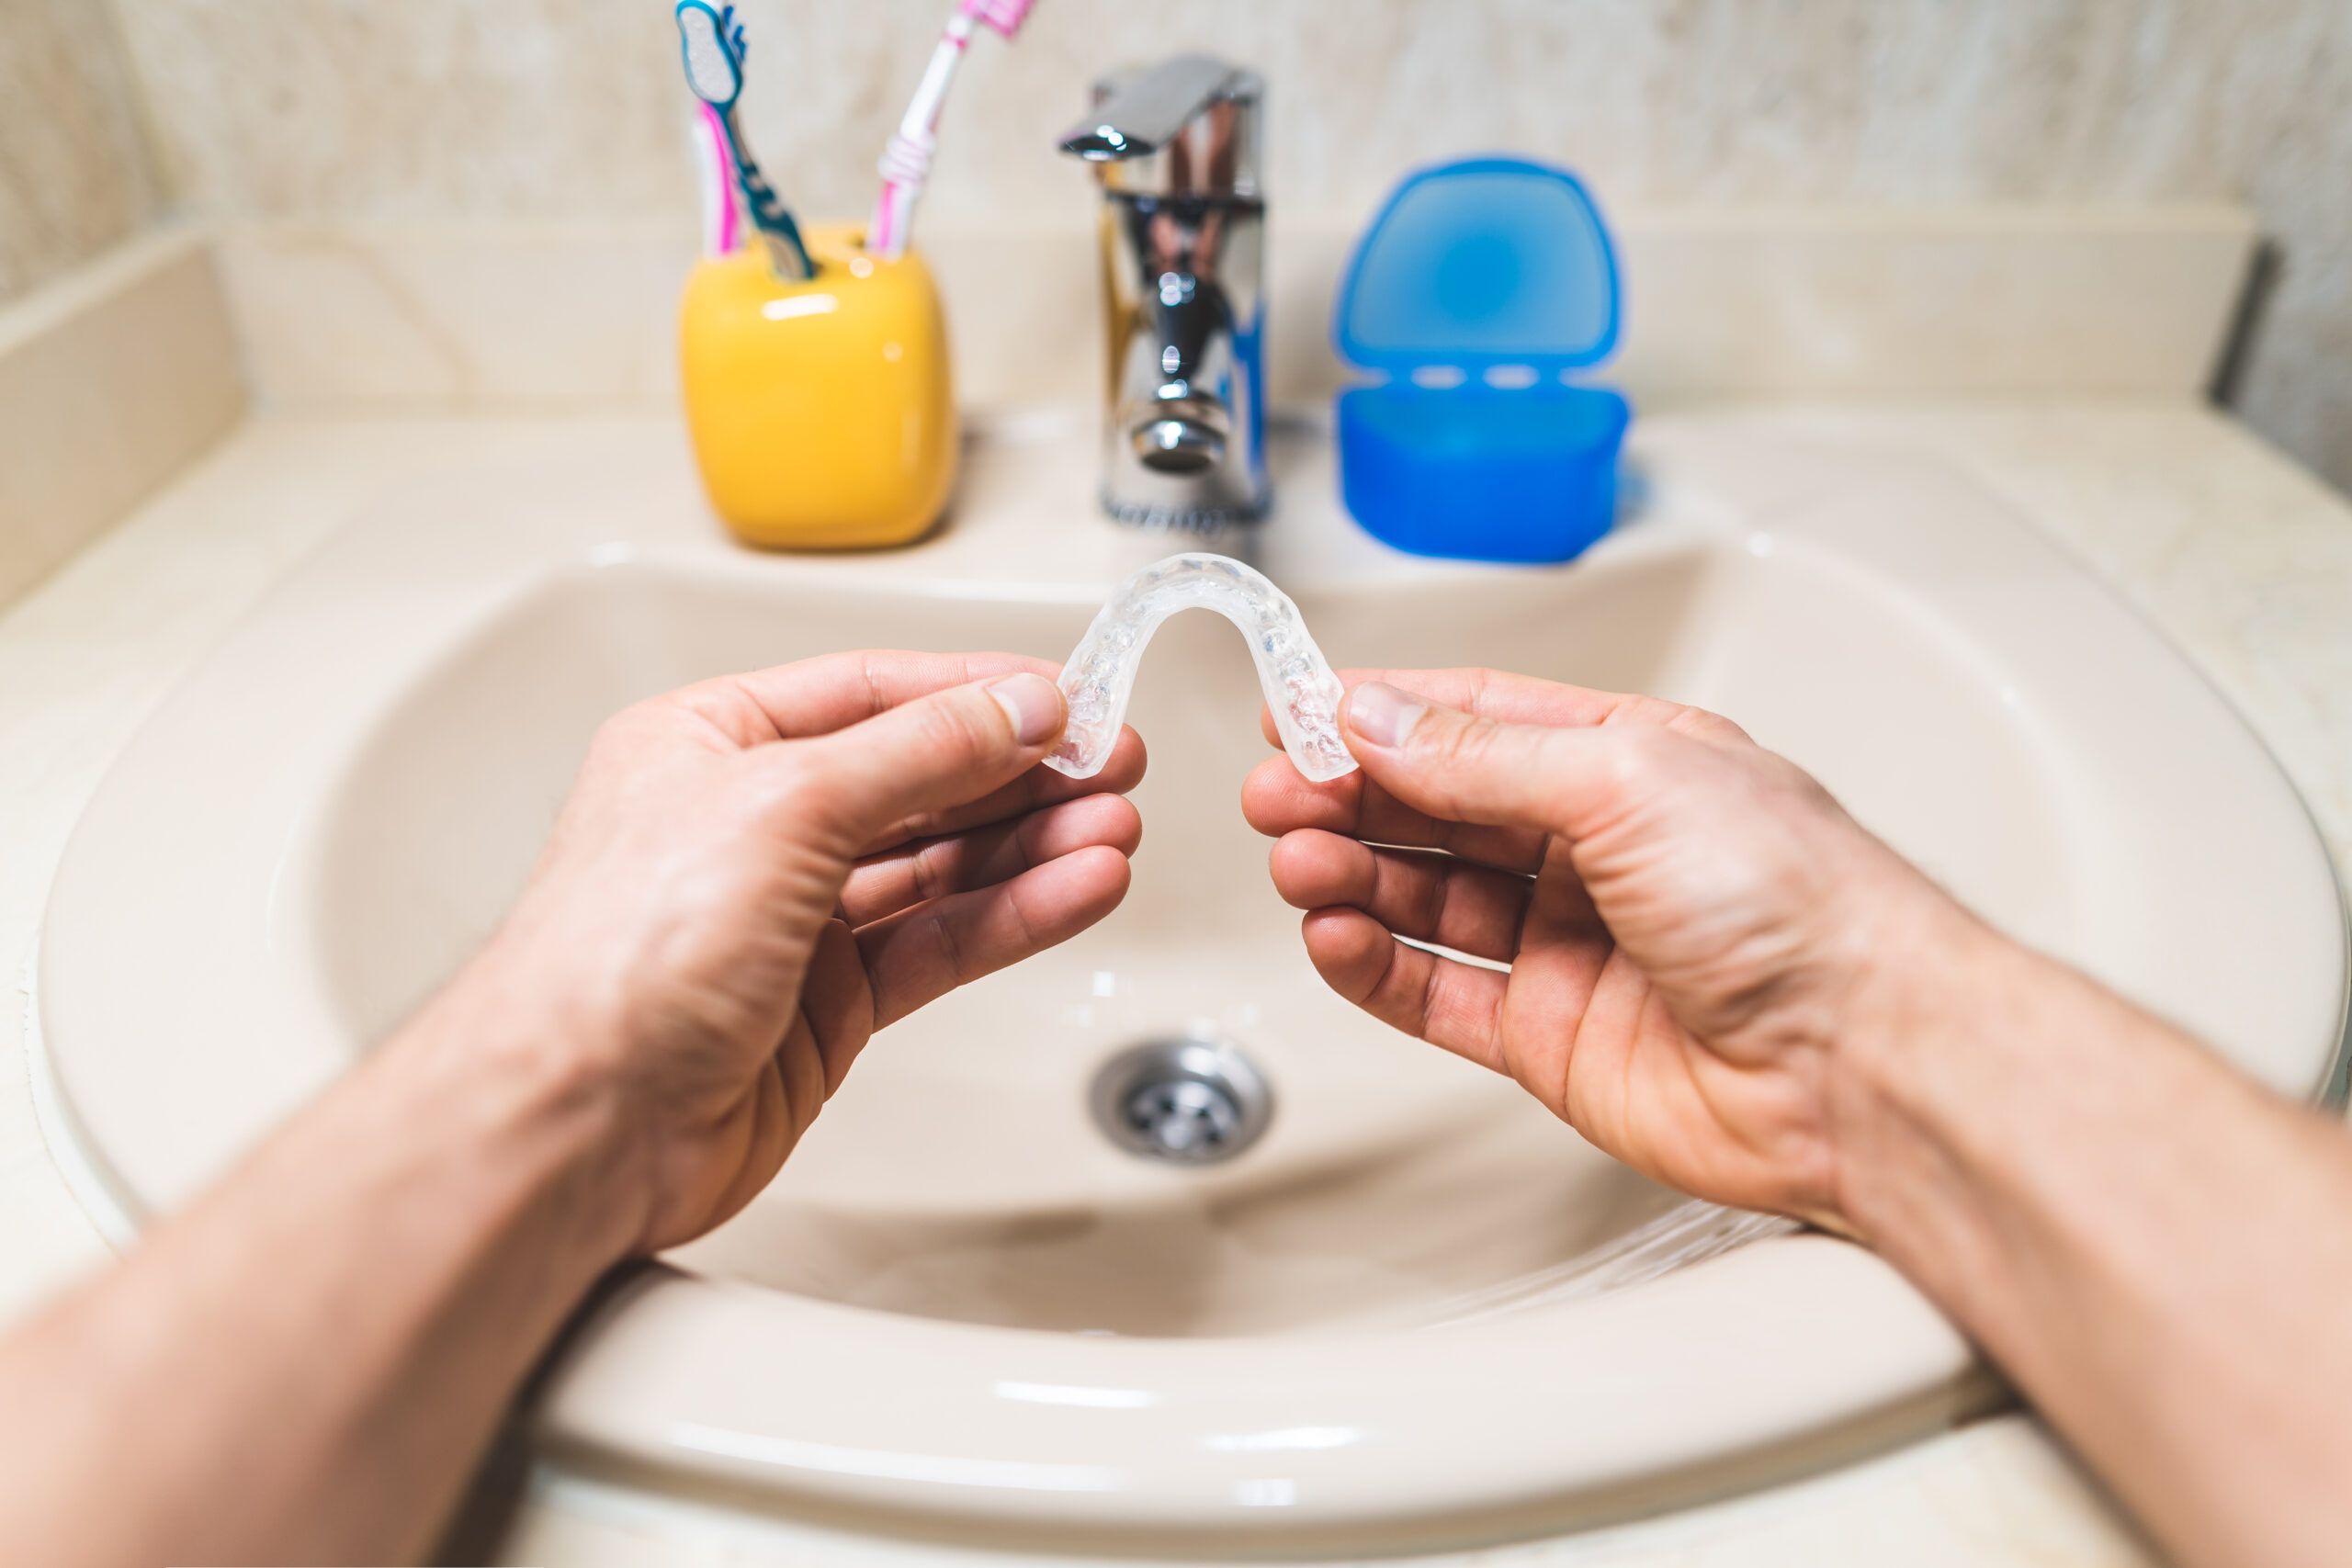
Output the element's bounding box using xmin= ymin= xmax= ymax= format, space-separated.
xmin=1244 ymin=669 xmax=1974 ymax=1233
xmin=424 ymin=651 xmax=1144 ymax=1255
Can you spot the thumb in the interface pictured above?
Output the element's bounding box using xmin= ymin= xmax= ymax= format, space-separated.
xmin=1340 ymin=680 xmax=1648 ymax=839
xmin=789 ymin=671 xmax=1067 ymax=844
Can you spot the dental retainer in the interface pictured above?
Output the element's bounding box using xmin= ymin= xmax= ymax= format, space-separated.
xmin=1046 ymin=554 xmax=1356 ymax=783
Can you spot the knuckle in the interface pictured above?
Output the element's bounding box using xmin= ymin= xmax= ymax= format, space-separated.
xmin=1616 ymin=694 xmax=1688 ymax=728
xmin=1767 ymin=751 xmax=1844 ymax=815
xmin=581 ymin=705 xmax=676 ymax=778
xmin=753 ymin=746 xmax=847 ymax=829
xmin=1623 ymin=693 xmax=1751 ymax=750
xmin=1600 ymin=723 xmax=1676 ymax=788
xmin=591 ymin=701 xmax=662 ymax=750
xmin=909 ymin=837 xmax=953 ymax=902
xmin=1682 ymin=706 xmax=1754 ymax=747
xmin=1550 ymin=724 xmax=1682 ymax=827
xmin=854 ymin=649 xmax=890 ymax=714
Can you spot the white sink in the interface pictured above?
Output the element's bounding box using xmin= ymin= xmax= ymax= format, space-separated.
xmin=35 ymin=412 xmax=2346 ymax=1552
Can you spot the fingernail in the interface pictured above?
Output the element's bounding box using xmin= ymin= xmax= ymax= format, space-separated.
xmin=988 ymin=672 xmax=1066 ymax=746
xmin=1345 ymin=682 xmax=1422 ymax=749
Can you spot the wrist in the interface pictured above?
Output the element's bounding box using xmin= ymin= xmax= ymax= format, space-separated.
xmin=1816 ymin=877 xmax=2041 ymax=1254
xmin=386 ymin=952 xmax=652 ymax=1274
xmin=1817 ymin=881 xmax=2196 ymax=1312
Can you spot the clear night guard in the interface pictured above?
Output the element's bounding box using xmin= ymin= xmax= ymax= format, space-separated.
xmin=1047 ymin=554 xmax=1356 ymax=783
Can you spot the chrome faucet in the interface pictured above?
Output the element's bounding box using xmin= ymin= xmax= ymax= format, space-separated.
xmin=1058 ymin=56 xmax=1267 ymax=530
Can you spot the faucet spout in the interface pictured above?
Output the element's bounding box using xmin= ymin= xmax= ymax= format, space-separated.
xmin=1059 ymin=57 xmax=1268 ymax=530
xmin=1058 ymin=55 xmax=1246 ymax=168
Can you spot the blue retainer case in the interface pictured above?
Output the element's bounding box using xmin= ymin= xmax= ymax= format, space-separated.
xmin=1332 ymin=156 xmax=1630 ymax=563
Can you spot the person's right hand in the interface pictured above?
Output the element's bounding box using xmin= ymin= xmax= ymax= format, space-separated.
xmin=1244 ymin=669 xmax=1985 ymax=1234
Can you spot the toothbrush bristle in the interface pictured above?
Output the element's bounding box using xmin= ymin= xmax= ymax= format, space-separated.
xmin=965 ymin=0 xmax=1039 ymax=39
xmin=674 ymin=5 xmax=741 ymax=106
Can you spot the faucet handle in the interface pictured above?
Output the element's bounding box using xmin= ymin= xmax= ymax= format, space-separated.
xmin=1057 ymin=54 xmax=1261 ymax=198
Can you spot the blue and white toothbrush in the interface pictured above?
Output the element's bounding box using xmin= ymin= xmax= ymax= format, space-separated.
xmin=673 ymin=1 xmax=815 ymax=280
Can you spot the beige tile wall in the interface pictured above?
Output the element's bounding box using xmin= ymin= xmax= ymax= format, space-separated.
xmin=0 ymin=0 xmax=165 ymax=300
xmin=46 ymin=0 xmax=2352 ymax=481
xmin=202 ymin=210 xmax=2257 ymax=413
xmin=0 ymin=233 xmax=246 ymax=606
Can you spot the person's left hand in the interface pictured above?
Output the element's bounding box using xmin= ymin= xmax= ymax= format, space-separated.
xmin=415 ymin=651 xmax=1144 ymax=1255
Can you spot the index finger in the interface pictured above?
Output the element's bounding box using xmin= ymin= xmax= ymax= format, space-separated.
xmin=673 ymin=650 xmax=1060 ymax=748
xmin=1261 ymin=667 xmax=1719 ymax=749
xmin=865 ymin=724 xmax=1148 ymax=852
xmin=1242 ymin=751 xmax=1549 ymax=874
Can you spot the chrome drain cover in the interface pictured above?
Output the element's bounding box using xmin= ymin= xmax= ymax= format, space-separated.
xmin=1088 ymin=1038 xmax=1273 ymax=1165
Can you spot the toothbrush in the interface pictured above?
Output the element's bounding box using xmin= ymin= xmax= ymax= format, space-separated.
xmin=673 ymin=1 xmax=815 ymax=280
xmin=867 ymin=0 xmax=1041 ymax=261
xmin=691 ymin=102 xmax=742 ymax=257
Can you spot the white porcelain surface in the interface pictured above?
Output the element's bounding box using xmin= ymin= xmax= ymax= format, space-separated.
xmin=31 ymin=412 xmax=2346 ymax=1552
xmin=2 ymin=403 xmax=2346 ymax=1565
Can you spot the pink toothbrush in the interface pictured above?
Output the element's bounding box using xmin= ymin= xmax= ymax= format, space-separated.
xmin=867 ymin=0 xmax=1040 ymax=260
xmin=694 ymin=102 xmax=742 ymax=256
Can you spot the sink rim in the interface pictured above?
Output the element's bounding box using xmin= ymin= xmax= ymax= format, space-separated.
xmin=30 ymin=416 xmax=2348 ymax=1545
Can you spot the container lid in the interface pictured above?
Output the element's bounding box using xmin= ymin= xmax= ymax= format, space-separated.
xmin=1333 ymin=156 xmax=1622 ymax=376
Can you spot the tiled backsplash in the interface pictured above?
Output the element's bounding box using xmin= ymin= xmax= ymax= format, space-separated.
xmin=96 ymin=1 xmax=2343 ymax=224
xmin=207 ymin=210 xmax=2255 ymax=413
xmin=3 ymin=2 xmax=2347 ymax=480
xmin=0 ymin=0 xmax=164 ymax=299
xmin=0 ymin=234 xmax=244 ymax=606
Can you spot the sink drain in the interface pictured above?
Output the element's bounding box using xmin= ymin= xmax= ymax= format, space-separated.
xmin=1089 ymin=1039 xmax=1273 ymax=1165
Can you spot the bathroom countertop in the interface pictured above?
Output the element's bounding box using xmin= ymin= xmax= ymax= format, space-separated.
xmin=5 ymin=400 xmax=2347 ymax=1567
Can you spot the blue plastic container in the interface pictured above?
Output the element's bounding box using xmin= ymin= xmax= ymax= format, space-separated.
xmin=1332 ymin=156 xmax=1630 ymax=563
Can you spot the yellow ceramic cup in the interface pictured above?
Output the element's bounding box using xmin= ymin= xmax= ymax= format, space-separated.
xmin=679 ymin=222 xmax=957 ymax=549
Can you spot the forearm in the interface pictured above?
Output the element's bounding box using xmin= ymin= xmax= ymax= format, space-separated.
xmin=0 ymin=979 xmax=639 ymax=1566
xmin=1840 ymin=911 xmax=2352 ymax=1568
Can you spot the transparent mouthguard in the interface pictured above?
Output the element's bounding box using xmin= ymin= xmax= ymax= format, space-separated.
xmin=1046 ymin=553 xmax=1357 ymax=784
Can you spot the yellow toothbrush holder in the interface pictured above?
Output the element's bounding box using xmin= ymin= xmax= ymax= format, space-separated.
xmin=679 ymin=222 xmax=957 ymax=549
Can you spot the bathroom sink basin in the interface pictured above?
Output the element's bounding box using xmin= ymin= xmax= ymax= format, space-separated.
xmin=36 ymin=413 xmax=2346 ymax=1551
